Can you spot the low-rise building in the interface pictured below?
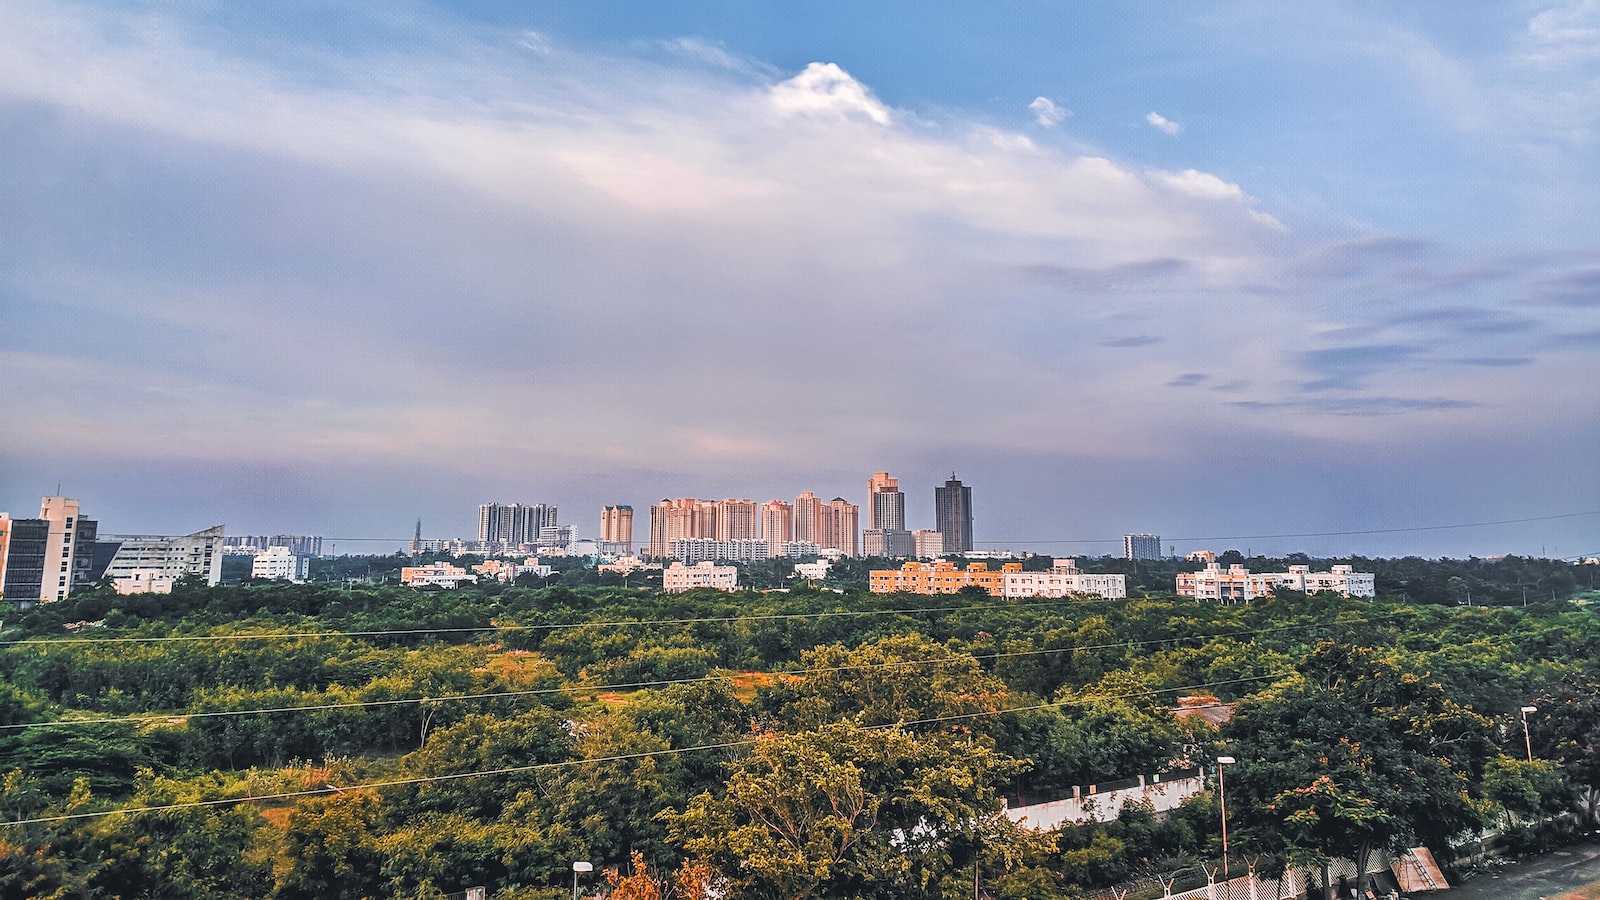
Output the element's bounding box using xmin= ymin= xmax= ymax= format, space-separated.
xmin=1001 ymin=559 xmax=1127 ymax=599
xmin=400 ymin=563 xmax=477 ymax=588
xmin=668 ymin=538 xmax=769 ymax=564
xmin=1176 ymin=561 xmax=1375 ymax=602
xmin=663 ymin=561 xmax=738 ymax=593
xmin=793 ymin=561 xmax=830 ymax=580
xmin=869 ymin=560 xmax=1021 ymax=595
xmin=252 ymin=546 xmax=310 ymax=582
xmin=1269 ymin=564 xmax=1376 ymax=597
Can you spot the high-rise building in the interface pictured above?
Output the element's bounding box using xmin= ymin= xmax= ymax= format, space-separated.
xmin=0 ymin=513 xmax=50 ymax=602
xmin=819 ymin=498 xmax=860 ymax=557
xmin=601 ymin=505 xmax=634 ymax=553
xmin=761 ymin=500 xmax=793 ymax=556
xmin=477 ymin=503 xmax=557 ymax=547
xmin=649 ymin=498 xmax=708 ymax=559
xmin=0 ymin=498 xmax=100 ymax=603
xmin=1124 ymin=533 xmax=1161 ymax=561
xmin=793 ymin=492 xmax=823 ymax=544
xmin=865 ymin=471 xmax=913 ymax=557
xmin=716 ymin=499 xmax=759 ymax=541
xmin=934 ymin=473 xmax=973 ymax=554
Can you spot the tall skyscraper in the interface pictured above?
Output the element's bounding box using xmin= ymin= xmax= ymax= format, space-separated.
xmin=793 ymin=492 xmax=823 ymax=544
xmin=478 ymin=503 xmax=557 ymax=547
xmin=934 ymin=474 xmax=973 ymax=554
xmin=867 ymin=472 xmax=905 ymax=530
xmin=864 ymin=471 xmax=913 ymax=557
xmin=820 ymin=498 xmax=860 ymax=557
xmin=761 ymin=500 xmax=794 ymax=556
xmin=1 ymin=498 xmax=100 ymax=603
xmin=1124 ymin=533 xmax=1161 ymax=561
xmin=601 ymin=505 xmax=634 ymax=552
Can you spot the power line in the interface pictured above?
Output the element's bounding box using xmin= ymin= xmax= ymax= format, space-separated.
xmin=0 ymin=616 xmax=1391 ymax=732
xmin=0 ymin=595 xmax=1129 ymax=647
xmin=0 ymin=672 xmax=1288 ymax=828
xmin=978 ymin=509 xmax=1600 ymax=545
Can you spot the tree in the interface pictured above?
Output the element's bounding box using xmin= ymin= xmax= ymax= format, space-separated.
xmin=1223 ymin=643 xmax=1496 ymax=900
xmin=664 ymin=721 xmax=1022 ymax=900
xmin=1532 ymin=681 xmax=1600 ymax=825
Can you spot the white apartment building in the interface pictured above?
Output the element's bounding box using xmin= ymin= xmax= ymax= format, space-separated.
xmin=1001 ymin=559 xmax=1128 ymax=599
xmin=793 ymin=561 xmax=830 ymax=580
xmin=1269 ymin=564 xmax=1376 ymax=597
xmin=663 ymin=561 xmax=738 ymax=593
xmin=1176 ymin=561 xmax=1375 ymax=601
xmin=251 ymin=546 xmax=310 ymax=582
xmin=669 ymin=538 xmax=769 ymax=564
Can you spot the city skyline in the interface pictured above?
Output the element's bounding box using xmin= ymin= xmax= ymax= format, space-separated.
xmin=3 ymin=3 xmax=1597 ymax=560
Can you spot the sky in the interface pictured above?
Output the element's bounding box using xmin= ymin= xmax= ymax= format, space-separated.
xmin=2 ymin=0 xmax=1598 ymax=559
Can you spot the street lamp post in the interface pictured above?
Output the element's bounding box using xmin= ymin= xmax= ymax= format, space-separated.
xmin=572 ymin=861 xmax=592 ymax=900
xmin=1520 ymin=706 xmax=1538 ymax=762
xmin=1217 ymin=756 xmax=1237 ymax=878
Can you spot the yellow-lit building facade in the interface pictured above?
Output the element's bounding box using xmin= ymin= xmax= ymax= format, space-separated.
xmin=869 ymin=560 xmax=1022 ymax=595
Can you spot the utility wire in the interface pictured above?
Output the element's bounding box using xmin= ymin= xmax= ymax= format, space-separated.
xmin=0 ymin=672 xmax=1288 ymax=828
xmin=979 ymin=509 xmax=1600 ymax=545
xmin=0 ymin=595 xmax=1115 ymax=647
xmin=0 ymin=616 xmax=1389 ymax=731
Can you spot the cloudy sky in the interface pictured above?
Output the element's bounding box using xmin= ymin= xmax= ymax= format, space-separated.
xmin=3 ymin=1 xmax=1598 ymax=558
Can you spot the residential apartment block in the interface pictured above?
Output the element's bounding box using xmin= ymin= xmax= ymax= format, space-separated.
xmin=477 ymin=502 xmax=557 ymax=548
xmin=663 ymin=561 xmax=738 ymax=593
xmin=251 ymin=545 xmax=310 ymax=582
xmin=1176 ymin=555 xmax=1376 ymax=602
xmin=600 ymin=505 xmax=634 ymax=553
xmin=1000 ymin=559 xmax=1127 ymax=599
xmin=1123 ymin=533 xmax=1161 ymax=561
xmin=869 ymin=560 xmax=1021 ymax=595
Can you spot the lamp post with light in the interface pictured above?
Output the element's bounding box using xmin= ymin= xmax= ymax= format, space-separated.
xmin=1217 ymin=756 xmax=1236 ymax=877
xmin=572 ymin=861 xmax=592 ymax=900
xmin=1521 ymin=706 xmax=1538 ymax=762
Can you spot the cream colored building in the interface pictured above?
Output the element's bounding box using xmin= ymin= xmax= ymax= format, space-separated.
xmin=1177 ymin=558 xmax=1375 ymax=601
xmin=663 ymin=560 xmax=738 ymax=593
xmin=912 ymin=529 xmax=944 ymax=559
xmin=820 ymin=498 xmax=860 ymax=557
xmin=400 ymin=562 xmax=477 ymax=588
xmin=761 ymin=500 xmax=793 ymax=556
xmin=1001 ymin=559 xmax=1127 ymax=599
xmin=251 ymin=545 xmax=310 ymax=582
xmin=600 ymin=505 xmax=634 ymax=553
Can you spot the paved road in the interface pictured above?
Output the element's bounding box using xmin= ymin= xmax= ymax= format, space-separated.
xmin=1446 ymin=842 xmax=1600 ymax=900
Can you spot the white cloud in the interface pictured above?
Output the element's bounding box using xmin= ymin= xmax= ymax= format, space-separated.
xmin=1146 ymin=111 xmax=1183 ymax=134
xmin=768 ymin=61 xmax=891 ymax=125
xmin=1151 ymin=168 xmax=1242 ymax=200
xmin=1028 ymin=95 xmax=1068 ymax=126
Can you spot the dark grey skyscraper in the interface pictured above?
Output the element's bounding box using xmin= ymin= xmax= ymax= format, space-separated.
xmin=934 ymin=473 xmax=972 ymax=553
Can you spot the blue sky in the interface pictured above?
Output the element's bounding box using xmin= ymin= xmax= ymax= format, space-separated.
xmin=2 ymin=0 xmax=1597 ymax=558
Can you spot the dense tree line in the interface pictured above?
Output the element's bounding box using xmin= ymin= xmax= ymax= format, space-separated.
xmin=1 ymin=559 xmax=1597 ymax=898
